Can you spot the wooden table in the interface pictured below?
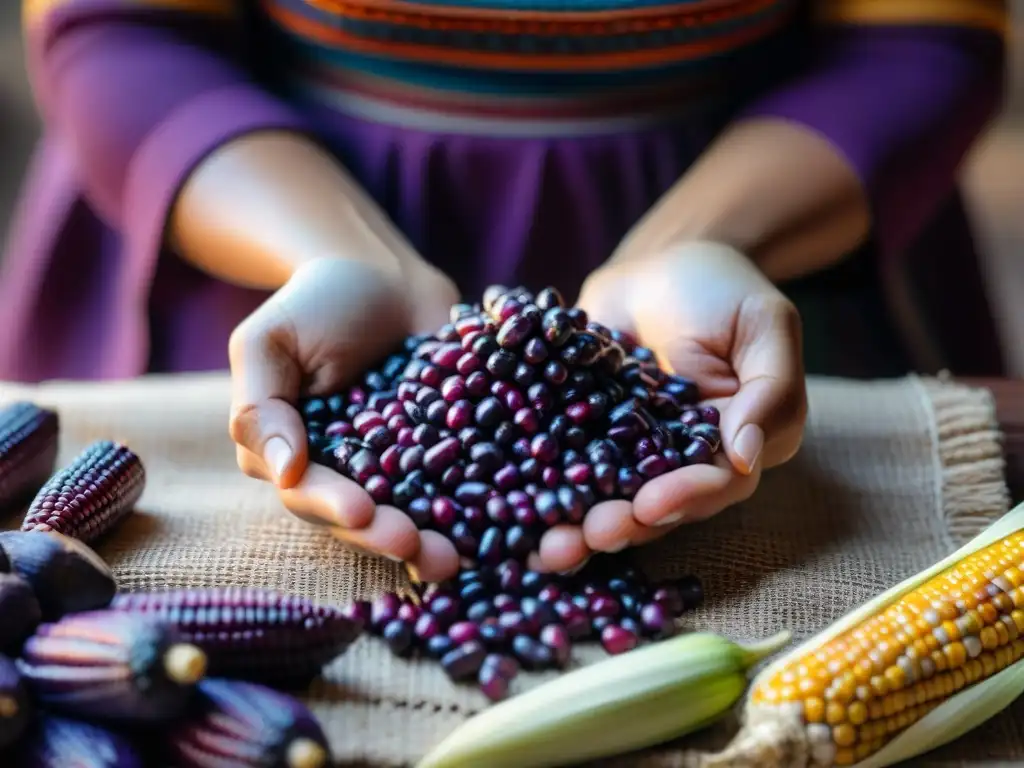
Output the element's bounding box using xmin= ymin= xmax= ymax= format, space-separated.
xmin=965 ymin=378 xmax=1024 ymax=502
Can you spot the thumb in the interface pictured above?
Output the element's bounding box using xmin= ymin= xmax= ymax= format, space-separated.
xmin=720 ymin=295 xmax=807 ymax=475
xmin=228 ymin=303 xmax=309 ymax=489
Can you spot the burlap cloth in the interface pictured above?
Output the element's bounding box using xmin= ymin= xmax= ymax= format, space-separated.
xmin=0 ymin=373 xmax=1017 ymax=767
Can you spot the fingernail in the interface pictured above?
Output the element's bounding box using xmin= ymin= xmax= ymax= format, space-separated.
xmin=733 ymin=423 xmax=764 ymax=475
xmin=263 ymin=437 xmax=293 ymax=484
xmin=385 ymin=554 xmax=404 ymax=563
xmin=654 ymin=512 xmax=684 ymax=527
xmin=558 ymin=557 xmax=591 ymax=576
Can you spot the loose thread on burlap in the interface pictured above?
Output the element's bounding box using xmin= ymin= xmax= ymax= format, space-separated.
xmin=915 ymin=375 xmax=1010 ymax=544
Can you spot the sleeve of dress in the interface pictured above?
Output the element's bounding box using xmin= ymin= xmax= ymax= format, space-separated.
xmin=739 ymin=0 xmax=1008 ymax=256
xmin=22 ymin=0 xmax=312 ymax=249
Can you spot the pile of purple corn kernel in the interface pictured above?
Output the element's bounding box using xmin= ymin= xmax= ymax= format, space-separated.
xmin=349 ymin=561 xmax=704 ymax=700
xmin=301 ymin=284 xmax=719 ymax=699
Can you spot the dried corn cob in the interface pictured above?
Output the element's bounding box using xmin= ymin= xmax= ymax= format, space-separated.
xmin=22 ymin=440 xmax=145 ymax=543
xmin=0 ymin=530 xmax=116 ymax=620
xmin=695 ymin=504 xmax=1024 ymax=768
xmin=16 ymin=715 xmax=143 ymax=768
xmin=166 ymin=678 xmax=331 ymax=768
xmin=109 ymin=587 xmax=364 ymax=686
xmin=0 ymin=402 xmax=59 ymax=516
xmin=18 ymin=610 xmax=207 ymax=723
xmin=0 ymin=654 xmax=30 ymax=750
xmin=416 ymin=631 xmax=791 ymax=768
xmin=0 ymin=572 xmax=42 ymax=653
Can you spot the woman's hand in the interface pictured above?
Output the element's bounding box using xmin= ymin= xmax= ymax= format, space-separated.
xmin=533 ymin=242 xmax=808 ymax=572
xmin=227 ymin=256 xmax=465 ymax=582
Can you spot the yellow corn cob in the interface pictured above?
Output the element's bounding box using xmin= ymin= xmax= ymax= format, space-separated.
xmin=697 ymin=503 xmax=1024 ymax=768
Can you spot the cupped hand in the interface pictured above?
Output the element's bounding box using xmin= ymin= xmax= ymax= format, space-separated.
xmin=533 ymin=241 xmax=808 ymax=573
xmin=228 ymin=256 xmax=464 ymax=582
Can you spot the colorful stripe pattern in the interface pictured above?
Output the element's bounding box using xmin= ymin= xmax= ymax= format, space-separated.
xmin=265 ymin=0 xmax=798 ymax=73
xmin=815 ymin=0 xmax=1008 ymax=34
xmin=23 ymin=0 xmax=236 ymax=24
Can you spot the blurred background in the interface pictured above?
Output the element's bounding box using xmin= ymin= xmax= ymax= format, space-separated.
xmin=1 ymin=4 xmax=1023 ymax=373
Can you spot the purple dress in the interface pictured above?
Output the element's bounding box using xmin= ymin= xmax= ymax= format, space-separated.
xmin=0 ymin=0 xmax=1007 ymax=381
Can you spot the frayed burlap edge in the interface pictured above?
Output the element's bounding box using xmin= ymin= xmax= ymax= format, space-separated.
xmin=913 ymin=374 xmax=1010 ymax=546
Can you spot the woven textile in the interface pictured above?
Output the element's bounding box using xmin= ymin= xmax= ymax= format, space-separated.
xmin=0 ymin=373 xmax=1013 ymax=766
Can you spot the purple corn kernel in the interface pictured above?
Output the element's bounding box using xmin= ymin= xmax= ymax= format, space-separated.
xmin=478 ymin=663 xmax=511 ymax=701
xmin=448 ymin=621 xmax=481 ymax=645
xmin=364 ymin=476 xmax=393 ymax=504
xmin=423 ymin=438 xmax=461 ymax=475
xmin=370 ymin=594 xmax=401 ymax=632
xmin=414 ymin=614 xmax=441 ymax=641
xmin=600 ymin=624 xmax=639 ymax=655
xmin=677 ymin=574 xmax=705 ymax=608
xmin=539 ymin=624 xmax=572 ymax=668
xmin=651 ymin=585 xmax=685 ymax=615
xmin=640 ymin=602 xmax=672 ymax=638
xmin=441 ymin=641 xmax=487 ymax=681
xmin=512 ymin=635 xmax=554 ymax=671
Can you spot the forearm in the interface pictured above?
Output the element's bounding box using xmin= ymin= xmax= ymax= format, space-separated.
xmin=613 ymin=118 xmax=869 ymax=283
xmin=168 ymin=131 xmax=418 ymax=291
xmin=618 ymin=21 xmax=1005 ymax=281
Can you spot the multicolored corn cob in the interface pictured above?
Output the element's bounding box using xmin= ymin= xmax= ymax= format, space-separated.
xmin=0 ymin=654 xmax=31 ymax=750
xmin=18 ymin=610 xmax=207 ymax=723
xmin=22 ymin=440 xmax=145 ymax=544
xmin=0 ymin=572 xmax=42 ymax=654
xmin=0 ymin=402 xmax=59 ymax=516
xmin=109 ymin=587 xmax=364 ymax=687
xmin=691 ymin=506 xmax=1024 ymax=768
xmin=167 ymin=678 xmax=331 ymax=768
xmin=0 ymin=530 xmax=116 ymax=620
xmin=16 ymin=715 xmax=143 ymax=768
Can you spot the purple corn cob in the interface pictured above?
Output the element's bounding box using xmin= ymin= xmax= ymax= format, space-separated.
xmin=0 ymin=530 xmax=116 ymax=620
xmin=109 ymin=587 xmax=364 ymax=687
xmin=0 ymin=654 xmax=31 ymax=750
xmin=22 ymin=440 xmax=145 ymax=544
xmin=18 ymin=610 xmax=207 ymax=723
xmin=0 ymin=572 xmax=42 ymax=654
xmin=0 ymin=402 xmax=59 ymax=516
xmin=167 ymin=678 xmax=331 ymax=768
xmin=15 ymin=716 xmax=143 ymax=768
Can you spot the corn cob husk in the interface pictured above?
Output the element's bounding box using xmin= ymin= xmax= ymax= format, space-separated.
xmin=0 ymin=572 xmax=42 ymax=654
xmin=693 ymin=502 xmax=1024 ymax=768
xmin=22 ymin=440 xmax=145 ymax=543
xmin=0 ymin=653 xmax=30 ymax=750
xmin=0 ymin=402 xmax=59 ymax=516
xmin=415 ymin=630 xmax=791 ymax=768
xmin=0 ymin=530 xmax=116 ymax=620
xmin=17 ymin=715 xmax=144 ymax=768
xmin=166 ymin=678 xmax=331 ymax=768
xmin=18 ymin=610 xmax=207 ymax=724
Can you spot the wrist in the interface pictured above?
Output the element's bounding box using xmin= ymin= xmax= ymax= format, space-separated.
xmin=170 ymin=131 xmax=407 ymax=290
xmin=614 ymin=119 xmax=870 ymax=281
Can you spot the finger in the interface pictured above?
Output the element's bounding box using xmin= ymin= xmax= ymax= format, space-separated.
xmin=631 ymin=454 xmax=761 ymax=527
xmin=407 ymin=530 xmax=461 ymax=583
xmin=276 ymin=463 xmax=375 ymax=529
xmin=723 ymin=295 xmax=807 ymax=475
xmin=582 ymin=500 xmax=643 ymax=553
xmin=236 ymin=446 xmax=270 ymax=482
xmin=330 ymin=505 xmax=421 ymax=564
xmin=228 ymin=310 xmax=307 ymax=488
xmin=537 ymin=526 xmax=592 ymax=574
